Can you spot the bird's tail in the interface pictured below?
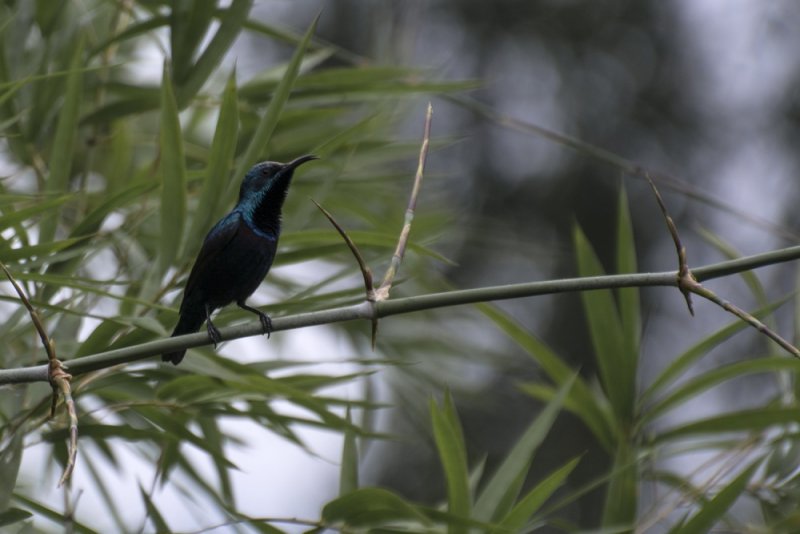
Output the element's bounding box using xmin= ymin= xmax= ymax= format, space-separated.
xmin=162 ymin=306 xmax=206 ymax=365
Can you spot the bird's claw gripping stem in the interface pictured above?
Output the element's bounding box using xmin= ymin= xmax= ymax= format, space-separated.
xmin=237 ymin=301 xmax=272 ymax=339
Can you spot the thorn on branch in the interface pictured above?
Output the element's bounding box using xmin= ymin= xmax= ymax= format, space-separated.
xmin=312 ymin=198 xmax=380 ymax=346
xmin=643 ymin=172 xmax=695 ymax=315
xmin=311 ymin=199 xmax=375 ymax=299
xmin=642 ymin=174 xmax=800 ymax=359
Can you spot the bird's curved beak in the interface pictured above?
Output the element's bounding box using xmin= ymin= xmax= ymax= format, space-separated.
xmin=285 ymin=154 xmax=319 ymax=170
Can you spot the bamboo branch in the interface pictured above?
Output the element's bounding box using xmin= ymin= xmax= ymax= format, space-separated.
xmin=3 ymin=245 xmax=800 ymax=386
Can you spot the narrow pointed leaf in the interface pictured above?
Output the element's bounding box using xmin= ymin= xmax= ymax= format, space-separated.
xmin=495 ymin=457 xmax=581 ymax=533
xmin=668 ymin=460 xmax=760 ymax=534
xmin=158 ymin=63 xmax=187 ymax=274
xmin=615 ymin=187 xmax=640 ymax=350
xmin=575 ymin=224 xmax=635 ymax=421
xmin=643 ymin=298 xmax=789 ymax=402
xmin=322 ymin=488 xmax=431 ymax=527
xmin=227 ymin=14 xmax=319 ymax=203
xmin=656 ymin=407 xmax=800 ymax=443
xmin=174 ymin=0 xmax=253 ymax=107
xmin=479 ymin=302 xmax=617 ymax=450
xmin=139 ymin=485 xmax=170 ymax=533
xmin=431 ymin=391 xmax=470 ymax=532
xmin=40 ymin=36 xmax=83 ymax=242
xmin=474 ymin=373 xmax=576 ymax=522
xmin=192 ymin=68 xmax=239 ymax=243
xmin=644 ymin=357 xmax=800 ymax=423
xmin=339 ymin=407 xmax=359 ymax=495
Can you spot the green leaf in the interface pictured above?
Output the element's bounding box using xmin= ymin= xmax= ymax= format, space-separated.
xmin=479 ymin=302 xmax=617 ymax=450
xmin=9 ymin=494 xmax=98 ymax=534
xmin=0 ymin=195 xmax=71 ymax=230
xmin=495 ymin=457 xmax=581 ymax=533
xmin=174 ymin=0 xmax=253 ymax=107
xmin=601 ymin=438 xmax=637 ymax=528
xmin=34 ymin=0 xmax=66 ymax=37
xmin=615 ymin=186 xmax=640 ymax=351
xmin=226 ymin=14 xmax=319 ymax=203
xmin=80 ymin=93 xmax=161 ymax=125
xmin=198 ymin=417 xmax=234 ymax=504
xmin=474 ymin=374 xmax=576 ymax=522
xmin=170 ymin=0 xmax=216 ymax=84
xmin=71 ymin=183 xmax=156 ymax=238
xmin=656 ymin=407 xmax=800 ymax=443
xmin=0 ymin=431 xmax=23 ymax=511
xmin=642 ymin=298 xmax=790 ymax=402
xmin=158 ymin=62 xmax=187 ymax=274
xmin=191 ymin=68 xmax=239 ymax=244
xmin=40 ymin=35 xmax=84 ymax=242
xmin=574 ymin=223 xmax=635 ymax=422
xmin=139 ymin=484 xmax=170 ymax=533
xmin=0 ymin=507 xmax=32 ymax=527
xmin=430 ymin=391 xmax=471 ymax=532
xmin=339 ymin=407 xmax=359 ymax=495
xmin=644 ymin=357 xmax=800 ymax=423
xmin=322 ymin=487 xmax=431 ymax=528
xmin=668 ymin=459 xmax=760 ymax=534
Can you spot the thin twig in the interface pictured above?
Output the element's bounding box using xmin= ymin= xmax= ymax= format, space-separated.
xmin=642 ymin=173 xmax=800 ymax=359
xmin=689 ymin=283 xmax=800 ymax=358
xmin=1 ymin=261 xmax=78 ymax=486
xmin=375 ymin=101 xmax=433 ymax=301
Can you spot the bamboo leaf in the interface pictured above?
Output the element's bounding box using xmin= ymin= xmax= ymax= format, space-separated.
xmin=479 ymin=302 xmax=617 ymax=450
xmin=158 ymin=62 xmax=187 ymax=274
xmin=322 ymin=487 xmax=431 ymax=528
xmin=494 ymin=457 xmax=581 ymax=533
xmin=226 ymin=14 xmax=319 ymax=203
xmin=642 ymin=298 xmax=789 ymax=402
xmin=339 ymin=407 xmax=359 ymax=496
xmin=191 ymin=68 xmax=239 ymax=245
xmin=474 ymin=374 xmax=576 ymax=522
xmin=656 ymin=407 xmax=800 ymax=443
xmin=616 ymin=186 xmax=640 ymax=351
xmin=40 ymin=35 xmax=83 ymax=242
xmin=574 ymin=223 xmax=635 ymax=421
xmin=139 ymin=485 xmax=170 ymax=533
xmin=644 ymin=357 xmax=800 ymax=423
xmin=668 ymin=459 xmax=760 ymax=534
xmin=174 ymin=0 xmax=253 ymax=107
xmin=431 ymin=391 xmax=471 ymax=532
xmin=601 ymin=438 xmax=637 ymax=528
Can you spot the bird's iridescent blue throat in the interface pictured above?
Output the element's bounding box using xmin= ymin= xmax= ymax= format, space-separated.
xmin=162 ymin=154 xmax=318 ymax=365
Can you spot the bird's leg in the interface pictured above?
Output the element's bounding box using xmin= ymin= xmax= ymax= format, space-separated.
xmin=205 ymin=304 xmax=222 ymax=347
xmin=237 ymin=300 xmax=272 ymax=338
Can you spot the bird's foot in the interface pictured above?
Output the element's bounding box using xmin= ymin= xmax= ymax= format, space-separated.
xmin=237 ymin=301 xmax=273 ymax=339
xmin=206 ymin=319 xmax=222 ymax=348
xmin=258 ymin=312 xmax=272 ymax=338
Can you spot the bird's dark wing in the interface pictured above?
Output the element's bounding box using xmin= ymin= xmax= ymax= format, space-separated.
xmin=180 ymin=210 xmax=242 ymax=313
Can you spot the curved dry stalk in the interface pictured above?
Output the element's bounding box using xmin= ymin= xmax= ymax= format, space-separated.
xmin=1 ymin=261 xmax=79 ymax=486
xmin=375 ymin=101 xmax=433 ymax=301
xmin=642 ymin=173 xmax=800 ymax=359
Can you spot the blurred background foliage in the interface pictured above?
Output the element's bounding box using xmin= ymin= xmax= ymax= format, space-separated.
xmin=2 ymin=0 xmax=800 ymax=532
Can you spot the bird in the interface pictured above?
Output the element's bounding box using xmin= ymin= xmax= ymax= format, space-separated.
xmin=162 ymin=154 xmax=317 ymax=365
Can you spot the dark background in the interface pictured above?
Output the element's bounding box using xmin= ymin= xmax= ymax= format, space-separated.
xmin=251 ymin=1 xmax=800 ymax=527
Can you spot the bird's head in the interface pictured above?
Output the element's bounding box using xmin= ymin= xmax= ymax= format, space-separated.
xmin=238 ymin=154 xmax=318 ymax=201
